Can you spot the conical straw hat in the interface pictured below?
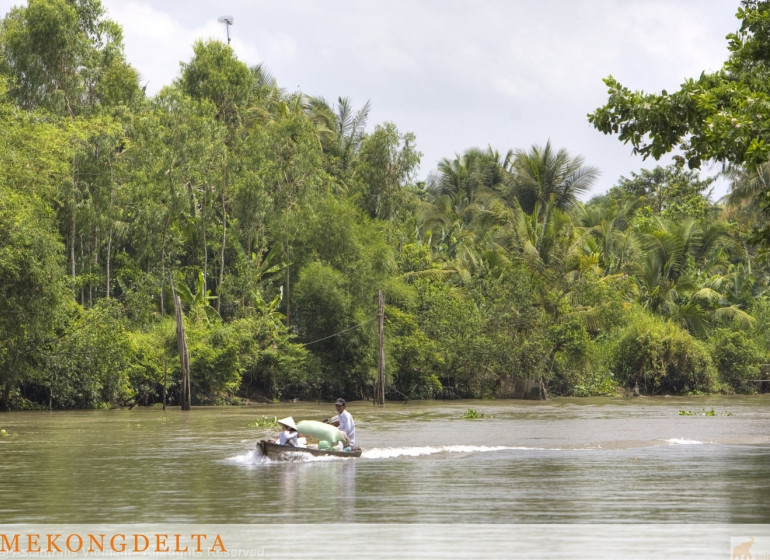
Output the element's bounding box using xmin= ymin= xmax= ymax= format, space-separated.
xmin=277 ymin=416 xmax=297 ymax=431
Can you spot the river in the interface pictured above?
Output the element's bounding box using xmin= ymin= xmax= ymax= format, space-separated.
xmin=1 ymin=396 xmax=769 ymax=559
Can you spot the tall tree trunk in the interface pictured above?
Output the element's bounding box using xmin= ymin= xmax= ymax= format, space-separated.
xmin=160 ymin=193 xmax=172 ymax=316
xmin=284 ymin=239 xmax=291 ymax=327
xmin=218 ymin=189 xmax=226 ymax=315
xmin=376 ymin=289 xmax=386 ymax=406
xmin=70 ymin=162 xmax=77 ymax=289
xmin=202 ymin=186 xmax=208 ymax=294
xmin=79 ymin=234 xmax=85 ymax=305
xmin=91 ymin=224 xmax=98 ymax=306
xmin=106 ymin=161 xmax=115 ymax=298
xmin=106 ymin=228 xmax=113 ymax=298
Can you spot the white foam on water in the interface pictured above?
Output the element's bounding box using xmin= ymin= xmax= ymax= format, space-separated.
xmin=663 ymin=438 xmax=707 ymax=445
xmin=227 ymin=447 xmax=358 ymax=465
xmin=228 ymin=445 xmax=535 ymax=463
xmin=225 ymin=449 xmax=262 ymax=463
xmin=362 ymin=445 xmax=532 ymax=459
xmin=229 ymin=440 xmax=713 ymax=464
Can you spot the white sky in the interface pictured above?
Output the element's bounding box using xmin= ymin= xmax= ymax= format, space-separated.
xmin=2 ymin=0 xmax=741 ymax=199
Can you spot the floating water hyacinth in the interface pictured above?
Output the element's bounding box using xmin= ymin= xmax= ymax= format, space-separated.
xmin=249 ymin=416 xmax=278 ymax=428
xmin=461 ymin=408 xmax=485 ymax=419
xmin=678 ymin=408 xmax=733 ymax=416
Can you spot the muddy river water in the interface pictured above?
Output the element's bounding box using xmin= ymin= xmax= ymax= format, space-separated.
xmin=1 ymin=396 xmax=768 ymax=558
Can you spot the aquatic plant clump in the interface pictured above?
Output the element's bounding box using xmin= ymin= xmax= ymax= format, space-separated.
xmin=249 ymin=416 xmax=279 ymax=428
xmin=461 ymin=408 xmax=485 ymax=419
xmin=678 ymin=408 xmax=733 ymax=416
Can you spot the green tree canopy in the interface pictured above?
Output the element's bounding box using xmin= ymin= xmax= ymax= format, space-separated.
xmin=179 ymin=39 xmax=252 ymax=125
xmin=0 ymin=84 xmax=73 ymax=408
xmin=0 ymin=0 xmax=140 ymax=115
xmin=589 ymin=1 xmax=770 ymax=168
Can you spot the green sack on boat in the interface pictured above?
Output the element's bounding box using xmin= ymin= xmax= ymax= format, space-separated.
xmin=296 ymin=420 xmax=347 ymax=445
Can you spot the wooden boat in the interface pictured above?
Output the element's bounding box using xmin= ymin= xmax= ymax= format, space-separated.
xmin=257 ymin=439 xmax=362 ymax=460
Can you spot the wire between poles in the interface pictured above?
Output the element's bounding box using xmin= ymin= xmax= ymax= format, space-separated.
xmin=302 ymin=315 xmax=378 ymax=346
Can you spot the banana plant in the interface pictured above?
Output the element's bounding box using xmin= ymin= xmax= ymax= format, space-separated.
xmin=173 ymin=271 xmax=220 ymax=323
xmin=250 ymin=288 xmax=286 ymax=339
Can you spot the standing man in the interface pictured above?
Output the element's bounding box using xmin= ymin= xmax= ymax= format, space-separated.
xmin=332 ymin=398 xmax=356 ymax=450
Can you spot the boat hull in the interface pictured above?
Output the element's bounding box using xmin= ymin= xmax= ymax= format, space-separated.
xmin=257 ymin=439 xmax=362 ymax=460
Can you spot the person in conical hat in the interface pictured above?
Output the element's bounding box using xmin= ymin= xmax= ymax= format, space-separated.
xmin=277 ymin=417 xmax=298 ymax=431
xmin=275 ymin=416 xmax=298 ymax=446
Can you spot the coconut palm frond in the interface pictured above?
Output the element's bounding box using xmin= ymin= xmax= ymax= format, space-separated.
xmin=713 ymin=305 xmax=756 ymax=330
xmin=690 ymin=287 xmax=722 ymax=305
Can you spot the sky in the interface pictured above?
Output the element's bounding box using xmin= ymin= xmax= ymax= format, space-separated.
xmin=3 ymin=0 xmax=742 ymax=199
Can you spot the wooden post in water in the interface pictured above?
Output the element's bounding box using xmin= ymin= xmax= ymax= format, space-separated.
xmin=173 ymin=293 xmax=191 ymax=411
xmin=375 ymin=289 xmax=386 ymax=406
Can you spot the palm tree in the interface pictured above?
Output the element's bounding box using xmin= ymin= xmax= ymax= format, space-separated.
xmin=508 ymin=201 xmax=598 ymax=317
xmin=416 ymin=194 xmax=483 ymax=284
xmin=332 ymin=96 xmax=371 ymax=169
xmin=633 ymin=216 xmax=751 ymax=336
xmin=575 ymin=198 xmax=639 ymax=275
xmin=244 ymin=63 xmax=284 ymax=125
xmin=508 ymin=141 xmax=599 ymax=216
xmin=725 ymin=161 xmax=770 ymax=207
xmin=419 ymin=148 xmax=513 ymax=281
xmin=305 ymin=96 xmax=371 ymax=173
xmin=428 ymin=147 xmax=512 ymax=205
xmin=506 ymin=142 xmax=599 ymax=272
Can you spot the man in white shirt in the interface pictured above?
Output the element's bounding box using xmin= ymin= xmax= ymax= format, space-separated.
xmin=332 ymin=398 xmax=356 ymax=450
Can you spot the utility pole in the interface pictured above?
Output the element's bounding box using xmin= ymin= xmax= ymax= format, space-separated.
xmin=171 ymin=277 xmax=191 ymax=411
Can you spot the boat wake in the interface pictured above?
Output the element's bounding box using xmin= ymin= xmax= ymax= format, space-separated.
xmin=226 ymin=449 xmax=262 ymax=464
xmin=226 ymin=440 xmax=711 ymax=465
xmin=361 ymin=445 xmax=532 ymax=459
xmin=662 ymin=438 xmax=708 ymax=445
xmin=224 ymin=444 xmax=532 ymax=465
xmin=226 ymin=448 xmax=354 ymax=465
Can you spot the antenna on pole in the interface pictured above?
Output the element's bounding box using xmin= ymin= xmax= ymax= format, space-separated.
xmin=218 ymin=16 xmax=233 ymax=44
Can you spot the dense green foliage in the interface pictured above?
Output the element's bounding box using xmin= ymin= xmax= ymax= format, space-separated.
xmin=1 ymin=0 xmax=770 ymax=409
xmin=589 ymin=1 xmax=770 ymax=168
